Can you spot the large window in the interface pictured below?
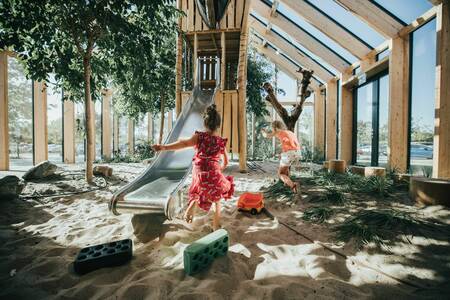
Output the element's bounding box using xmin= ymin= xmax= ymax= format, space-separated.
xmin=118 ymin=117 xmax=128 ymax=155
xmin=94 ymin=100 xmax=102 ymax=160
xmin=408 ymin=19 xmax=436 ymax=175
xmin=8 ymin=57 xmax=33 ymax=170
xmin=135 ymin=114 xmax=149 ymax=145
xmin=47 ymin=74 xmax=63 ymax=163
xmin=354 ymin=72 xmax=389 ymax=166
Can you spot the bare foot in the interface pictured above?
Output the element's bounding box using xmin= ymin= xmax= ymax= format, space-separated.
xmin=291 ymin=183 xmax=298 ymax=194
xmin=183 ymin=211 xmax=194 ymax=223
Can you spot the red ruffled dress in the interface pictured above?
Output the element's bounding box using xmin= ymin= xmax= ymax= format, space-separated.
xmin=188 ymin=131 xmax=234 ymax=211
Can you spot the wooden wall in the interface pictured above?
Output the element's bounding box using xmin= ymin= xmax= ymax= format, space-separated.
xmin=180 ymin=0 xmax=246 ymax=32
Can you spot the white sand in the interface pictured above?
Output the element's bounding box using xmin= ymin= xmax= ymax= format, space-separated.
xmin=0 ymin=162 xmax=448 ymax=299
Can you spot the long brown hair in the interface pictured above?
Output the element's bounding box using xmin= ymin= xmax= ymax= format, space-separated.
xmin=272 ymin=120 xmax=286 ymax=131
xmin=203 ymin=104 xmax=221 ymax=132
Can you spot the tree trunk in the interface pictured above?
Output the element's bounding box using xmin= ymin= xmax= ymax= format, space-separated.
xmin=83 ymin=56 xmax=94 ymax=184
xmin=159 ymin=93 xmax=165 ymax=144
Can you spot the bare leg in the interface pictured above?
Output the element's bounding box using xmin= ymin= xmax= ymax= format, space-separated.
xmin=184 ymin=201 xmax=197 ymax=223
xmin=212 ymin=201 xmax=221 ymax=231
xmin=278 ymin=166 xmax=297 ymax=192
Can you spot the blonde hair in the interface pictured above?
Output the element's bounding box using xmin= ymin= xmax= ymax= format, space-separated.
xmin=272 ymin=120 xmax=286 ymax=131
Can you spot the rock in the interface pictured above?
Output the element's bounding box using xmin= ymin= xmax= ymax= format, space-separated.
xmin=22 ymin=160 xmax=57 ymax=180
xmin=350 ymin=166 xmax=386 ymax=177
xmin=93 ymin=165 xmax=113 ymax=177
xmin=0 ymin=175 xmax=26 ymax=200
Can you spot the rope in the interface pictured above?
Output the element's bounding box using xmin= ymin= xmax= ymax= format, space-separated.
xmin=262 ymin=207 xmax=426 ymax=290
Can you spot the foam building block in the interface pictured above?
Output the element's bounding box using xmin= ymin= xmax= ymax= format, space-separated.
xmin=74 ymin=239 xmax=132 ymax=275
xmin=184 ymin=229 xmax=229 ymax=275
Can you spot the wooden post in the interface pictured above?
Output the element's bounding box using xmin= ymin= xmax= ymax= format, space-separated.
xmin=168 ymin=110 xmax=173 ymax=131
xmin=251 ymin=112 xmax=255 ymax=159
xmin=127 ymin=119 xmax=134 ymax=154
xmin=63 ymin=100 xmax=75 ymax=164
xmin=236 ymin=0 xmax=252 ymax=172
xmin=0 ymin=52 xmax=8 ymax=170
xmin=33 ymin=81 xmax=48 ymax=164
xmin=340 ymin=83 xmax=353 ymax=164
xmin=113 ymin=113 xmax=119 ymax=154
xmin=433 ymin=2 xmax=450 ymax=178
xmin=325 ymin=79 xmax=338 ymax=160
xmin=314 ymin=88 xmax=325 ymax=157
xmin=148 ymin=112 xmax=153 ymax=143
xmin=193 ymin=33 xmax=198 ymax=86
xmin=388 ymin=36 xmax=410 ymax=173
xmin=221 ymin=31 xmax=226 ymax=90
xmin=175 ymin=4 xmax=183 ymax=116
xmin=101 ymin=89 xmax=112 ymax=160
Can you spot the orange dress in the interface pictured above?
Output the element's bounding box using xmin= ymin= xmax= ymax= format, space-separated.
xmin=188 ymin=131 xmax=234 ymax=211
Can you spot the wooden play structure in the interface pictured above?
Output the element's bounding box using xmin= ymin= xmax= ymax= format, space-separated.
xmin=175 ymin=0 xmax=251 ymax=171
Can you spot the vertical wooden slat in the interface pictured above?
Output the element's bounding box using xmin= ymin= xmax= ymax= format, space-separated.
xmin=127 ymin=119 xmax=134 ymax=154
xmin=63 ymin=100 xmax=75 ymax=164
xmin=235 ymin=0 xmax=244 ymax=28
xmin=195 ymin=1 xmax=202 ymax=31
xmin=0 ymin=52 xmax=9 ymax=170
xmin=175 ymin=30 xmax=183 ymax=116
xmin=193 ymin=33 xmax=198 ymax=85
xmin=340 ymin=84 xmax=353 ymax=164
xmin=227 ymin=0 xmax=236 ymax=28
xmin=388 ymin=36 xmax=409 ymax=172
xmin=113 ymin=113 xmax=119 ymax=153
xmin=168 ymin=110 xmax=173 ymax=131
xmin=188 ymin=0 xmax=195 ymax=31
xmin=231 ymin=91 xmax=239 ymax=153
xmin=214 ymin=92 xmax=224 ymax=135
xmin=33 ymin=81 xmax=48 ymax=164
xmin=314 ymin=88 xmax=325 ymax=156
xmin=181 ymin=0 xmax=187 ymax=32
xmin=101 ymin=89 xmax=112 ymax=160
xmin=433 ymin=2 xmax=450 ymax=178
xmin=222 ymin=92 xmax=232 ymax=151
xmin=220 ymin=6 xmax=228 ymax=29
xmin=221 ymin=32 xmax=226 ymax=90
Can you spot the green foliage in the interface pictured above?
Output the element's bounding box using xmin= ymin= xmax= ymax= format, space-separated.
xmin=134 ymin=141 xmax=155 ymax=161
xmin=302 ymin=207 xmax=334 ymax=223
xmin=247 ymin=116 xmax=275 ymax=160
xmin=263 ymin=179 xmax=295 ymax=200
xmin=0 ymin=0 xmax=180 ymax=115
xmin=301 ymin=146 xmax=325 ymax=163
xmin=334 ymin=209 xmax=423 ymax=249
xmin=311 ymin=187 xmax=347 ymax=205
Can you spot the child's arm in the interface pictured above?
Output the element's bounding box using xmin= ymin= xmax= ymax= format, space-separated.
xmin=221 ymin=148 xmax=229 ymax=171
xmin=152 ymin=134 xmax=198 ymax=152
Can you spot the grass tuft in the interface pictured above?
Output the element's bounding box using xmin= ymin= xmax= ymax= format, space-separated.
xmin=302 ymin=207 xmax=334 ymax=223
xmin=311 ymin=187 xmax=347 ymax=205
xmin=263 ymin=179 xmax=294 ymax=200
xmin=334 ymin=209 xmax=421 ymax=249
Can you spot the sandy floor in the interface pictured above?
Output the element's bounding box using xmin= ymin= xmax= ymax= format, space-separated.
xmin=0 ymin=161 xmax=449 ymax=299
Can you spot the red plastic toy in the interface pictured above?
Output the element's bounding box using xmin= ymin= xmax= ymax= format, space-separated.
xmin=237 ymin=192 xmax=264 ymax=215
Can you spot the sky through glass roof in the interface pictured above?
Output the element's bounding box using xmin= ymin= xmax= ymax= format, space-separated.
xmin=370 ymin=0 xmax=432 ymax=24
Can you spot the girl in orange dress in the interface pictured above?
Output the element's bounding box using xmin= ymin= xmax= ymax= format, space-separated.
xmin=262 ymin=120 xmax=301 ymax=193
xmin=152 ymin=104 xmax=234 ymax=230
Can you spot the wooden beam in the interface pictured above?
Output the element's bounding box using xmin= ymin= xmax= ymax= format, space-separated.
xmin=63 ymin=100 xmax=75 ymax=164
xmin=250 ymin=16 xmax=334 ymax=82
xmin=325 ymin=79 xmax=338 ymax=160
xmin=279 ymin=0 xmax=372 ymax=59
xmin=147 ymin=112 xmax=153 ymax=142
xmin=339 ymin=78 xmax=353 ymax=164
xmin=335 ymin=0 xmax=404 ymax=38
xmin=433 ymin=1 xmax=450 ymax=178
xmin=314 ymin=88 xmax=325 ymax=156
xmin=0 ymin=52 xmax=9 ymax=170
xmin=101 ymin=89 xmax=112 ymax=160
xmin=193 ymin=33 xmax=198 ymax=85
xmin=237 ymin=0 xmax=251 ymax=172
xmin=252 ymin=0 xmax=350 ymax=72
xmin=428 ymin=0 xmax=443 ymax=5
xmin=33 ymin=81 xmax=48 ymax=164
xmin=113 ymin=113 xmax=119 ymax=153
xmin=221 ymin=31 xmax=226 ymax=90
xmin=175 ymin=29 xmax=183 ymax=116
xmin=388 ymin=36 xmax=409 ymax=173
xmin=398 ymin=6 xmax=437 ymax=37
xmin=254 ymin=43 xmax=320 ymax=90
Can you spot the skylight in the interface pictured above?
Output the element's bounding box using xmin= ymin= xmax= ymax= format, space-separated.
xmin=370 ymin=0 xmax=432 ymax=24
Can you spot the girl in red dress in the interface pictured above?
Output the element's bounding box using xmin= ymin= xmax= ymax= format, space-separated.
xmin=152 ymin=104 xmax=234 ymax=230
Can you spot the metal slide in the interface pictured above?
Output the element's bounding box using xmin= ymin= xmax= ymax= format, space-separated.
xmin=109 ymin=59 xmax=220 ymax=218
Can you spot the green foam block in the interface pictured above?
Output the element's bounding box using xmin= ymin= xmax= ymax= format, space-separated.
xmin=184 ymin=229 xmax=229 ymax=275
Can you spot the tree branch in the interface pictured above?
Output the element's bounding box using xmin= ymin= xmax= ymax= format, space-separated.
xmin=262 ymin=82 xmax=289 ymax=121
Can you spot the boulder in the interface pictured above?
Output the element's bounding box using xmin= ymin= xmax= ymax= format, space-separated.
xmin=93 ymin=165 xmax=113 ymax=177
xmin=0 ymin=175 xmax=26 ymax=200
xmin=23 ymin=160 xmax=57 ymax=180
xmin=410 ymin=177 xmax=450 ymax=207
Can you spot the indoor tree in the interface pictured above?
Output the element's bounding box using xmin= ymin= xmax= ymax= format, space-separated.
xmin=0 ymin=0 xmax=179 ymax=183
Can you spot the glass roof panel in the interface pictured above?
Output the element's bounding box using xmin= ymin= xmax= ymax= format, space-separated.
xmin=275 ymin=1 xmax=358 ymax=63
xmin=308 ymin=0 xmax=385 ymax=47
xmin=371 ymin=0 xmax=432 ymax=24
xmin=250 ymin=12 xmax=339 ymax=75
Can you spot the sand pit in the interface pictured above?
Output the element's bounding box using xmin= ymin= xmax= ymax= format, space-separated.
xmin=0 ymin=162 xmax=449 ymax=299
